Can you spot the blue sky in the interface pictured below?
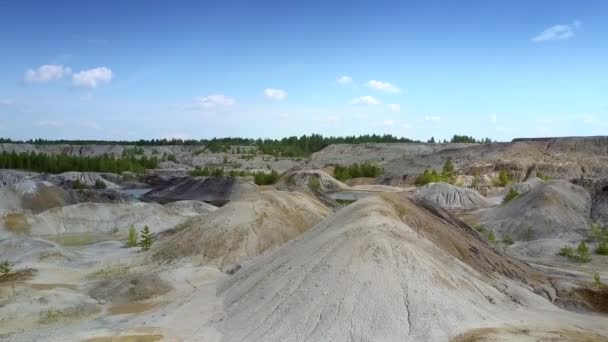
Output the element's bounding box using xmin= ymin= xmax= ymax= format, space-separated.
xmin=0 ymin=0 xmax=606 ymax=142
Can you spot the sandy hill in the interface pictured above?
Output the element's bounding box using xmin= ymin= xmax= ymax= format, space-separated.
xmin=415 ymin=182 xmax=493 ymax=209
xmin=477 ymin=180 xmax=591 ymax=242
xmin=0 ymin=201 xmax=213 ymax=238
xmin=281 ymin=169 xmax=349 ymax=192
xmin=0 ymin=181 xmax=69 ymax=214
xmin=152 ymin=190 xmax=331 ymax=267
xmin=216 ymin=193 xmax=554 ymax=341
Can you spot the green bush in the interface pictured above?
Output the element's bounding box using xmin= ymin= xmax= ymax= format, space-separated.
xmin=536 ymin=172 xmax=552 ymax=181
xmin=559 ymin=246 xmax=576 ymax=258
xmin=0 ymin=260 xmax=12 ymax=275
xmin=309 ymin=176 xmax=321 ymax=190
xmin=502 ymin=188 xmax=520 ymax=203
xmin=139 ymin=226 xmax=153 ymax=251
xmin=560 ymin=242 xmax=591 ymax=262
xmin=73 ymin=179 xmax=86 ymax=190
xmin=473 ymin=224 xmax=486 ymax=233
xmin=487 ymin=231 xmax=496 ymax=243
xmin=167 ymin=154 xmax=177 ymax=163
xmin=254 ymin=170 xmax=280 ymax=185
xmin=333 ymin=162 xmax=383 ymax=181
xmin=127 ymin=225 xmax=138 ymax=247
xmin=190 ymin=166 xmax=224 ymax=177
xmin=593 ymin=272 xmax=604 ymax=288
xmin=494 ymin=170 xmax=511 ymax=187
xmin=94 ymin=179 xmax=107 ymax=189
xmin=415 ymin=160 xmax=455 ymax=186
xmin=596 ymin=241 xmax=608 ymax=255
xmin=503 ymin=235 xmax=514 ymax=245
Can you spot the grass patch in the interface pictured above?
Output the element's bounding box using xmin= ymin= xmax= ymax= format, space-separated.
xmin=502 ymin=188 xmax=520 ymax=203
xmin=86 ymin=265 xmax=130 ymax=280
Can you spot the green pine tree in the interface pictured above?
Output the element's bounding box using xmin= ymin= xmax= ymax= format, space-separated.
xmin=139 ymin=225 xmax=153 ymax=251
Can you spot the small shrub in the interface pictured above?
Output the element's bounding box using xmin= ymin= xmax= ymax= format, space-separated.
xmin=127 ymin=225 xmax=138 ymax=247
xmin=0 ymin=260 xmax=12 ymax=275
xmin=309 ymin=176 xmax=321 ymax=190
xmin=94 ymin=179 xmax=107 ymax=189
xmin=589 ymin=223 xmax=605 ymax=242
xmin=73 ymin=179 xmax=86 ymax=190
xmin=559 ymin=246 xmax=576 ymax=258
xmin=487 ymin=231 xmax=496 ymax=244
xmin=473 ymin=224 xmax=486 ymax=233
xmin=139 ymin=226 xmax=153 ymax=251
xmin=593 ymin=272 xmax=604 ymax=288
xmin=494 ymin=170 xmax=511 ymax=187
xmin=503 ymin=188 xmax=520 ymax=203
xmin=578 ymin=241 xmax=591 ymax=262
xmin=536 ymin=172 xmax=552 ymax=181
xmin=334 ymin=162 xmax=383 ymax=182
xmin=167 ymin=154 xmax=177 ymax=163
xmin=503 ymin=235 xmax=514 ymax=245
xmin=596 ymin=241 xmax=608 ymax=255
xmin=254 ymin=170 xmax=280 ymax=185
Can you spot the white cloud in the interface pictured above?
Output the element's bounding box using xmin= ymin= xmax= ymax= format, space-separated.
xmin=367 ymin=80 xmax=400 ymax=93
xmin=532 ymin=21 xmax=581 ymax=42
xmin=337 ymin=76 xmax=352 ymax=85
xmin=24 ymin=64 xmax=71 ymax=83
xmin=194 ymin=94 xmax=235 ymax=110
xmin=383 ymin=119 xmax=394 ymax=126
xmin=388 ymin=104 xmax=401 ymax=113
xmin=264 ymin=88 xmax=288 ymax=101
xmin=349 ymin=96 xmax=379 ymax=105
xmin=424 ymin=115 xmax=441 ymax=122
xmin=490 ymin=114 xmax=497 ymax=123
xmin=72 ymin=67 xmax=114 ymax=88
xmin=38 ymin=121 xmax=64 ymax=128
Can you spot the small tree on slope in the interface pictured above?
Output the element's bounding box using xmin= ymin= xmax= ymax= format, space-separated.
xmin=139 ymin=226 xmax=153 ymax=251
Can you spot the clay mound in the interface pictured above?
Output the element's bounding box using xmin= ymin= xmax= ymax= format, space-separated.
xmin=510 ymin=177 xmax=544 ymax=194
xmin=282 ymin=169 xmax=349 ymax=192
xmin=478 ymin=180 xmax=591 ymax=242
xmin=153 ymin=190 xmax=331 ymax=267
xmin=143 ymin=176 xmax=256 ymax=206
xmin=0 ymin=236 xmax=74 ymax=263
xmin=572 ymin=178 xmax=608 ymax=226
xmin=34 ymin=172 xmax=120 ymax=189
xmin=164 ymin=200 xmax=217 ymax=217
xmin=0 ymin=202 xmax=196 ymax=238
xmin=217 ymin=194 xmax=551 ymax=341
xmin=0 ymin=180 xmax=70 ymax=214
xmin=0 ymin=169 xmax=40 ymax=187
xmin=415 ymin=182 xmax=493 ymax=209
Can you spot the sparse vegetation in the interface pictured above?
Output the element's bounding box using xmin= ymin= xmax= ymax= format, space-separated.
xmin=190 ymin=166 xmax=225 ymax=177
xmin=596 ymin=241 xmax=608 ymax=255
xmin=94 ymin=179 xmax=107 ymax=189
xmin=536 ymin=172 xmax=552 ymax=181
xmin=166 ymin=154 xmax=177 ymax=163
xmin=127 ymin=225 xmax=138 ymax=247
xmin=139 ymin=226 xmax=153 ymax=251
xmin=559 ymin=242 xmax=591 ymax=262
xmin=486 ymin=231 xmax=496 ymax=243
xmin=0 ymin=260 xmax=12 ymax=275
xmin=254 ymin=170 xmax=280 ymax=185
xmin=415 ymin=160 xmax=456 ymax=186
xmin=333 ymin=162 xmax=383 ymax=181
xmin=502 ymin=188 xmax=520 ymax=203
xmin=503 ymin=235 xmax=514 ymax=245
xmin=73 ymin=179 xmax=86 ymax=190
xmin=473 ymin=224 xmax=486 ymax=233
xmin=309 ymin=176 xmax=321 ymax=190
xmin=493 ymin=170 xmax=511 ymax=187
xmin=593 ymin=272 xmax=604 ymax=288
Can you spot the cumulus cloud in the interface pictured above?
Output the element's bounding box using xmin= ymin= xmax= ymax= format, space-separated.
xmin=194 ymin=94 xmax=235 ymax=110
xmin=388 ymin=104 xmax=401 ymax=113
xmin=532 ymin=21 xmax=582 ymax=42
xmin=264 ymin=88 xmax=288 ymax=101
xmin=424 ymin=115 xmax=441 ymax=122
xmin=72 ymin=67 xmax=114 ymax=88
xmin=24 ymin=64 xmax=71 ymax=83
xmin=383 ymin=119 xmax=394 ymax=126
xmin=337 ymin=76 xmax=352 ymax=85
xmin=367 ymin=80 xmax=400 ymax=93
xmin=349 ymin=96 xmax=379 ymax=105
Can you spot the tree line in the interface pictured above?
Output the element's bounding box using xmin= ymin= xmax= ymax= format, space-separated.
xmin=0 ymin=151 xmax=159 ymax=174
